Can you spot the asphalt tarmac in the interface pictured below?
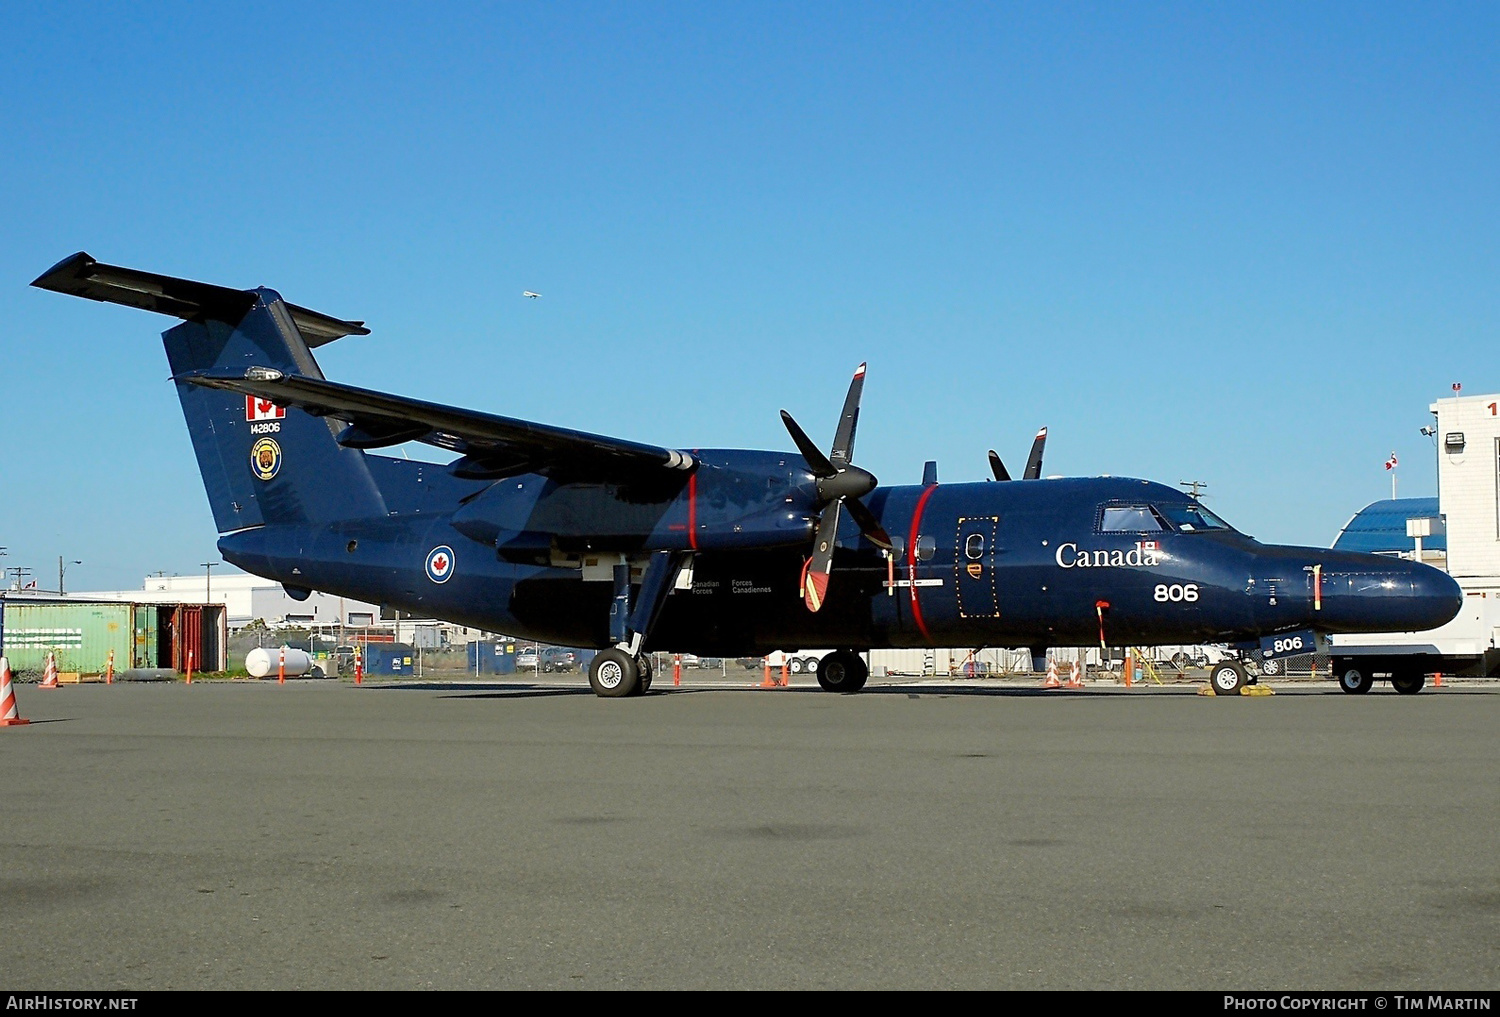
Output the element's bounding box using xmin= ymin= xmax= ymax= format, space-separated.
xmin=1 ymin=675 xmax=1496 ymax=990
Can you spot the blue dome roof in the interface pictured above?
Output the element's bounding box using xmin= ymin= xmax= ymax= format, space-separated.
xmin=1332 ymin=497 xmax=1444 ymax=554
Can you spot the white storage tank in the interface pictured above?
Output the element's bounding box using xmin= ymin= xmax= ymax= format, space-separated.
xmin=245 ymin=646 xmax=314 ymax=679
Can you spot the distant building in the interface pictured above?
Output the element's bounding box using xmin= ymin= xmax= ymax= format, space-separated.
xmin=1333 ymin=496 xmax=1445 ymax=567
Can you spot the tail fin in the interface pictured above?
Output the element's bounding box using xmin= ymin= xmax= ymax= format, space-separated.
xmin=33 ymin=254 xmax=388 ymax=531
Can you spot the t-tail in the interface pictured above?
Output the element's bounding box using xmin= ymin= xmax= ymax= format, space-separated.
xmin=32 ymin=253 xmax=388 ymax=531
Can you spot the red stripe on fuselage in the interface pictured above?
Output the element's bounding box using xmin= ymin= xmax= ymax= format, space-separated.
xmin=907 ymin=484 xmax=938 ymax=643
xmin=688 ymin=459 xmax=699 ymax=551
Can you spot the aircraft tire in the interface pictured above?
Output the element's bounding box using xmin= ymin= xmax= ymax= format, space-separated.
xmin=816 ymin=650 xmax=868 ymax=693
xmin=588 ymin=649 xmax=640 ymax=698
xmin=1391 ymin=671 xmax=1425 ymax=695
xmin=1208 ymin=661 xmax=1246 ymax=696
xmin=634 ymin=655 xmax=654 ymax=695
xmin=1338 ymin=667 xmax=1373 ymax=695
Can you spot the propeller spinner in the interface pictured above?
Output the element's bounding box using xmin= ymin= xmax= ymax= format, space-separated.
xmin=781 ymin=363 xmax=892 ymax=612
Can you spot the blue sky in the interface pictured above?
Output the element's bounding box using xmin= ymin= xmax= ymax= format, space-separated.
xmin=3 ymin=2 xmax=1497 ymax=591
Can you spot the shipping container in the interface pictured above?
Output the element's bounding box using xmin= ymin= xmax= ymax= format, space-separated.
xmin=360 ymin=642 xmax=416 ymax=675
xmin=0 ymin=601 xmax=135 ymax=675
xmin=466 ymin=640 xmax=517 ymax=675
xmin=0 ymin=599 xmax=227 ymax=676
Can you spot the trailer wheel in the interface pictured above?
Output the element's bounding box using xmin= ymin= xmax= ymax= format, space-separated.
xmin=1339 ymin=667 xmax=1373 ymax=694
xmin=1391 ymin=672 xmax=1425 ymax=695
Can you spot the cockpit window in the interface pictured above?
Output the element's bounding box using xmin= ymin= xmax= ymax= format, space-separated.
xmin=1099 ymin=505 xmax=1167 ymax=532
xmin=1155 ymin=500 xmax=1232 ymax=532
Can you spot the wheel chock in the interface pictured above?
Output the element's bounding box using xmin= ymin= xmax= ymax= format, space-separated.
xmin=1239 ymin=685 xmax=1275 ymax=696
xmin=1197 ymin=685 xmax=1216 ymax=696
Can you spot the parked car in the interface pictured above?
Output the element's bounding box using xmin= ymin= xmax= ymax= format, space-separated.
xmin=515 ymin=647 xmax=540 ymax=669
xmin=736 ymin=656 xmax=764 ymax=670
xmin=540 ymin=648 xmax=578 ymax=673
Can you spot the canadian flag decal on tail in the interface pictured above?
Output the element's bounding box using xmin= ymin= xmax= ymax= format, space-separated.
xmin=246 ymin=396 xmax=285 ymax=421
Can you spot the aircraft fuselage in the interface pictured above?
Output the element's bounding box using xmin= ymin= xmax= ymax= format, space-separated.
xmin=218 ymin=461 xmax=1462 ymax=657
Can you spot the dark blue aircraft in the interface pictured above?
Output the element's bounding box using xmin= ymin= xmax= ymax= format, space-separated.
xmin=33 ymin=254 xmax=1464 ymax=697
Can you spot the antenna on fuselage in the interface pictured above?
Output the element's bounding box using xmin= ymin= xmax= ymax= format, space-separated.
xmin=1180 ymin=479 xmax=1209 ymax=499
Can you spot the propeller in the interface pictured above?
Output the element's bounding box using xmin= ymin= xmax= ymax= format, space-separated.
xmin=988 ymin=426 xmax=1047 ymax=482
xmin=781 ymin=363 xmax=893 ymax=612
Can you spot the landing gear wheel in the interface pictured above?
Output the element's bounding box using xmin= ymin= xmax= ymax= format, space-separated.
xmin=1339 ymin=667 xmax=1373 ymax=695
xmin=816 ymin=650 xmax=869 ymax=693
xmin=1259 ymin=657 xmax=1281 ymax=677
xmin=588 ymin=648 xmax=640 ymax=699
xmin=1391 ymin=671 xmax=1425 ymax=695
xmin=1208 ymin=660 xmax=1247 ymax=695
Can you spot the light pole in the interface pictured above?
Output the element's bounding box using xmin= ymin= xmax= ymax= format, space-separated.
xmin=58 ymin=557 xmax=81 ymax=596
xmin=199 ymin=562 xmax=217 ymax=605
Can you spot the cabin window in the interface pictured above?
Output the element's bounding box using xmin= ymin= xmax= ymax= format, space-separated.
xmin=1099 ymin=505 xmax=1165 ymax=532
xmin=964 ymin=533 xmax=985 ymax=560
xmin=1155 ymin=500 xmax=1232 ymax=533
xmin=916 ymin=535 xmax=936 ymax=561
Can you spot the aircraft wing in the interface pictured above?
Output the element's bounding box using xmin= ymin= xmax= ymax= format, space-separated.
xmin=182 ymin=369 xmax=697 ymax=482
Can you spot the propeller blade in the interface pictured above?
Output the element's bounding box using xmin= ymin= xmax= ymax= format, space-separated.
xmin=988 ymin=450 xmax=1011 ymax=482
xmin=829 ymin=362 xmax=866 ymax=467
xmin=803 ymin=500 xmax=842 ymax=612
xmin=1023 ymin=427 xmax=1047 ymax=480
xmin=780 ymin=410 xmax=837 ymax=478
xmin=844 ymin=495 xmax=893 ymax=551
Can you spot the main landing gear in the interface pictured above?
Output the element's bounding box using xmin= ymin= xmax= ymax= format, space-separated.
xmin=588 ymin=549 xmax=684 ymax=699
xmin=587 ymin=648 xmax=653 ymax=698
xmin=814 ymin=650 xmax=869 ymax=693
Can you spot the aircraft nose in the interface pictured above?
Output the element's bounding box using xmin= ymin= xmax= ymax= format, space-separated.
xmin=1412 ymin=566 xmax=1464 ymax=630
xmin=1318 ymin=559 xmax=1463 ymax=633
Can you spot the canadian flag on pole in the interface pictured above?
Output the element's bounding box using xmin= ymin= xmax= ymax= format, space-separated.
xmin=1385 ymin=452 xmax=1398 ymax=471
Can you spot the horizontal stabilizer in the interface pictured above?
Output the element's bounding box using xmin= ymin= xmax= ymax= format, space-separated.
xmin=31 ymin=252 xmax=370 ymax=347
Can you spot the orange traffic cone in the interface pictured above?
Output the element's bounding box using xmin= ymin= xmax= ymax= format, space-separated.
xmin=760 ymin=658 xmax=777 ymax=688
xmin=1 ymin=657 xmax=30 ymax=726
xmin=780 ymin=659 xmax=789 ymax=687
xmin=1066 ymin=660 xmax=1085 ymax=689
xmin=1434 ymin=672 xmax=1443 ymax=688
xmin=39 ymin=652 xmax=60 ymax=690
xmin=1044 ymin=659 xmax=1062 ymax=688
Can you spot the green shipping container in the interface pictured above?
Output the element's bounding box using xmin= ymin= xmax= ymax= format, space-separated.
xmin=1 ymin=601 xmax=137 ymax=676
xmin=133 ymin=604 xmax=158 ymax=669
